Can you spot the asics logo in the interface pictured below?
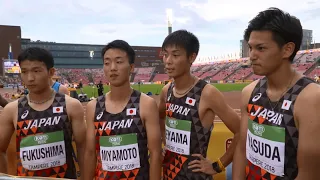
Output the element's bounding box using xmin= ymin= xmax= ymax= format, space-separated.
xmin=21 ymin=110 xmax=29 ymax=119
xmin=96 ymin=112 xmax=103 ymax=120
xmin=252 ymin=93 xmax=262 ymax=102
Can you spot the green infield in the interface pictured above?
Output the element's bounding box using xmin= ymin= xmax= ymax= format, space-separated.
xmin=76 ymin=83 xmax=250 ymax=97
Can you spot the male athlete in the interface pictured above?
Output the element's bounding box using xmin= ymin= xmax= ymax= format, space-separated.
xmin=83 ymin=40 xmax=162 ymax=180
xmin=51 ymin=79 xmax=69 ymax=95
xmin=0 ymin=47 xmax=86 ymax=179
xmin=232 ymin=8 xmax=320 ymax=180
xmin=159 ymin=30 xmax=240 ymax=180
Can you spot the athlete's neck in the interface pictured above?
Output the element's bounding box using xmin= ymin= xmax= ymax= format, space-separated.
xmin=28 ymin=87 xmax=54 ymax=103
xmin=173 ymin=72 xmax=197 ymax=91
xmin=49 ymin=80 xmax=54 ymax=87
xmin=109 ymin=82 xmax=132 ymax=102
xmin=266 ymin=62 xmax=300 ymax=91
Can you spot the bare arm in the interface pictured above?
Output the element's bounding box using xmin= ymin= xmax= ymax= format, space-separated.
xmin=159 ymin=84 xmax=170 ymax=145
xmin=0 ymin=101 xmax=16 ymax=173
xmin=67 ymin=97 xmax=86 ymax=178
xmin=83 ymin=100 xmax=97 ymax=180
xmin=232 ymin=82 xmax=256 ymax=180
xmin=205 ymin=85 xmax=241 ymax=167
xmin=59 ymin=85 xmax=70 ymax=96
xmin=295 ymin=84 xmax=320 ymax=180
xmin=188 ymin=85 xmax=241 ymax=176
xmin=0 ymin=95 xmax=8 ymax=107
xmin=141 ymin=94 xmax=162 ymax=180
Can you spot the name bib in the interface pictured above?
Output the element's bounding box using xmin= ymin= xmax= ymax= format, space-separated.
xmin=20 ymin=131 xmax=66 ymax=171
xmin=100 ymin=133 xmax=140 ymax=172
xmin=165 ymin=117 xmax=191 ymax=155
xmin=246 ymin=119 xmax=285 ymax=177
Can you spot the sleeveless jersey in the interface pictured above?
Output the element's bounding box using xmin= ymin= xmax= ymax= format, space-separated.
xmin=94 ymin=90 xmax=149 ymax=180
xmin=16 ymin=93 xmax=77 ymax=178
xmin=246 ymin=77 xmax=314 ymax=180
xmin=52 ymin=82 xmax=61 ymax=93
xmin=163 ymin=79 xmax=213 ymax=180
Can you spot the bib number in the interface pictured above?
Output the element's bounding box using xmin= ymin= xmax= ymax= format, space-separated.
xmin=100 ymin=133 xmax=141 ymax=172
xmin=246 ymin=120 xmax=285 ymax=177
xmin=20 ymin=131 xmax=66 ymax=171
xmin=165 ymin=117 xmax=191 ymax=155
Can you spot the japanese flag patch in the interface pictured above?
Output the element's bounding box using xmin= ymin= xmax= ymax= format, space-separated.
xmin=53 ymin=106 xmax=63 ymax=113
xmin=126 ymin=108 xmax=136 ymax=116
xmin=185 ymin=97 xmax=196 ymax=106
xmin=281 ymin=100 xmax=292 ymax=110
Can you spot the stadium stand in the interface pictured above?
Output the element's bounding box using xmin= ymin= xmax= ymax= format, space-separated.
xmin=1 ymin=49 xmax=319 ymax=86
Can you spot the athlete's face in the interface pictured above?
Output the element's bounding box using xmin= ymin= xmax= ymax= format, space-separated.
xmin=248 ymin=31 xmax=295 ymax=76
xmin=162 ymin=45 xmax=196 ymax=79
xmin=20 ymin=60 xmax=54 ymax=93
xmin=103 ymin=48 xmax=133 ymax=87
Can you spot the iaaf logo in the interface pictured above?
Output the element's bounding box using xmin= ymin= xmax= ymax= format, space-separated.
xmin=109 ymin=136 xmax=122 ymax=146
xmin=34 ymin=134 xmax=49 ymax=145
xmin=252 ymin=122 xmax=265 ymax=136
xmin=168 ymin=119 xmax=178 ymax=128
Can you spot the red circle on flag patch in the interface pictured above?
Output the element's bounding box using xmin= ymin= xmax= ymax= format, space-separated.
xmin=188 ymin=99 xmax=193 ymax=103
xmin=56 ymin=108 xmax=60 ymax=112
xmin=130 ymin=110 xmax=133 ymax=114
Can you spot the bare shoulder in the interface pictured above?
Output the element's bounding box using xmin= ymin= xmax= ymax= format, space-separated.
xmin=201 ymin=84 xmax=220 ymax=97
xmin=242 ymin=80 xmax=259 ymax=95
xmin=140 ymin=93 xmax=157 ymax=107
xmin=295 ymin=83 xmax=320 ymax=110
xmin=65 ymin=95 xmax=83 ymax=115
xmin=65 ymin=95 xmax=82 ymax=107
xmin=1 ymin=99 xmax=18 ymax=124
xmin=86 ymin=98 xmax=97 ymax=109
xmin=160 ymin=83 xmax=171 ymax=96
xmin=4 ymin=99 xmax=19 ymax=111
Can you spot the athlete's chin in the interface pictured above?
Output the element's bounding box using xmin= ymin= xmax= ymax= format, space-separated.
xmin=252 ymin=69 xmax=267 ymax=76
xmin=109 ymin=81 xmax=127 ymax=87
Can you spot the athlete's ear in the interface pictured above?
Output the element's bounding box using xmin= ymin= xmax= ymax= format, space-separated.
xmin=282 ymin=42 xmax=295 ymax=60
xmin=129 ymin=64 xmax=135 ymax=74
xmin=48 ymin=67 xmax=55 ymax=78
xmin=189 ymin=53 xmax=197 ymax=65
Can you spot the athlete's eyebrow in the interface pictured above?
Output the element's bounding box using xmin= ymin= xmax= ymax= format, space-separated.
xmin=248 ymin=43 xmax=267 ymax=47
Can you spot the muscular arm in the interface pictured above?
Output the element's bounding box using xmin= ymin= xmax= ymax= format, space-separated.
xmin=204 ymin=85 xmax=241 ymax=168
xmin=67 ymin=97 xmax=86 ymax=177
xmin=142 ymin=95 xmax=162 ymax=180
xmin=0 ymin=102 xmax=16 ymax=173
xmin=0 ymin=95 xmax=8 ymax=107
xmin=232 ymin=82 xmax=256 ymax=179
xmin=295 ymin=84 xmax=320 ymax=180
xmin=83 ymin=100 xmax=97 ymax=180
xmin=159 ymin=84 xmax=170 ymax=145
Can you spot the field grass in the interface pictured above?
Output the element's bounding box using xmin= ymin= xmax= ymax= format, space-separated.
xmin=76 ymin=83 xmax=250 ymax=97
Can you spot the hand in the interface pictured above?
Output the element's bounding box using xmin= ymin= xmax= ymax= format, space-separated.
xmin=188 ymin=154 xmax=217 ymax=175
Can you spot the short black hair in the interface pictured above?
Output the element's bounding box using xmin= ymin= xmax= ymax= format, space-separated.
xmin=244 ymin=7 xmax=303 ymax=62
xmin=18 ymin=47 xmax=54 ymax=69
xmin=101 ymin=40 xmax=135 ymax=64
xmin=162 ymin=30 xmax=200 ymax=57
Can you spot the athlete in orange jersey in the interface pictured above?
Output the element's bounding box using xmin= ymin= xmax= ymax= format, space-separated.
xmin=0 ymin=47 xmax=86 ymax=179
xmin=83 ymin=40 xmax=162 ymax=180
xmin=159 ymin=30 xmax=241 ymax=180
xmin=233 ymin=8 xmax=320 ymax=180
